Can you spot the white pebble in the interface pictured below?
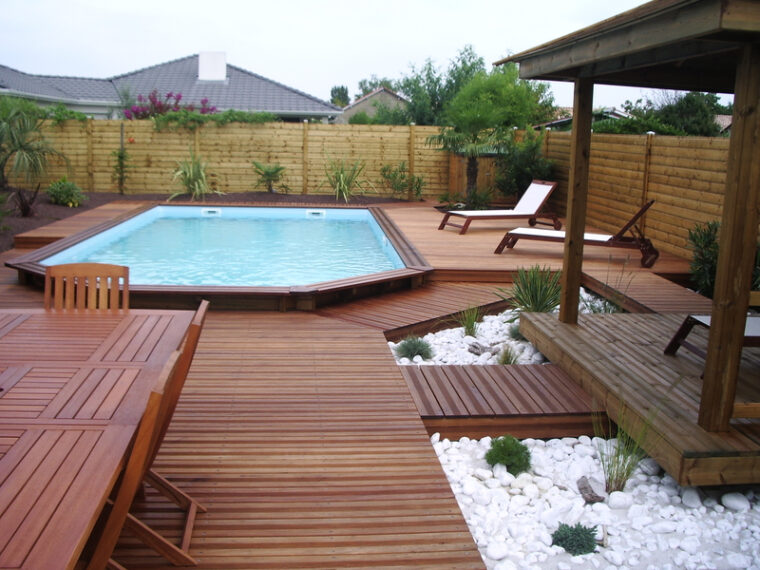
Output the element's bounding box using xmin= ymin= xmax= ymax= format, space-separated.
xmin=608 ymin=491 xmax=634 ymax=510
xmin=485 ymin=541 xmax=510 ymax=560
xmin=721 ymin=492 xmax=751 ymax=512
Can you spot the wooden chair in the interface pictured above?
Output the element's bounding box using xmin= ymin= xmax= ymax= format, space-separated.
xmin=494 ymin=200 xmax=660 ymax=268
xmin=438 ymin=180 xmax=561 ymax=234
xmin=664 ymin=314 xmax=760 ymax=358
xmin=44 ymin=263 xmax=129 ymax=310
xmin=86 ymin=300 xmax=210 ymax=568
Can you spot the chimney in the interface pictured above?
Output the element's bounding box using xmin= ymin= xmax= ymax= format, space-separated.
xmin=198 ymin=52 xmax=226 ymax=81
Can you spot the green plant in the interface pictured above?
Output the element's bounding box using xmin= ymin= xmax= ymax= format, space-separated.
xmin=438 ymin=191 xmax=466 ymax=210
xmin=0 ymin=96 xmax=68 ymax=191
xmin=46 ymin=176 xmax=87 ymax=207
xmin=111 ymin=148 xmax=130 ymax=194
xmin=323 ymin=158 xmax=373 ymax=202
xmin=452 ymin=305 xmax=481 ymax=337
xmin=508 ymin=323 xmax=525 ymax=341
xmin=494 ymin=130 xmax=553 ymax=199
xmin=252 ymin=161 xmax=290 ymax=193
xmin=485 ymin=435 xmax=531 ymax=474
xmin=498 ymin=345 xmax=518 ymax=365
xmin=379 ymin=162 xmax=425 ymax=200
xmin=593 ymin=406 xmax=650 ymax=493
xmin=169 ymin=150 xmax=223 ymax=201
xmin=44 ymin=103 xmax=88 ymax=126
xmin=394 ymin=336 xmax=433 ymax=360
xmin=463 ymin=187 xmax=493 ymax=210
xmin=687 ymin=221 xmax=760 ymax=298
xmin=496 ymin=265 xmax=561 ymax=319
xmin=551 ymin=523 xmax=597 ymax=556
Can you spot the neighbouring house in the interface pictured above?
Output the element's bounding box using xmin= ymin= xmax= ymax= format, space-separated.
xmin=534 ymin=106 xmax=632 ymax=130
xmin=0 ymin=52 xmax=341 ymax=121
xmin=334 ymin=87 xmax=408 ymax=124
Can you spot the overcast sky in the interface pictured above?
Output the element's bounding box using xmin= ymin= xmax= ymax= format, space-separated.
xmin=2 ymin=0 xmax=732 ymax=110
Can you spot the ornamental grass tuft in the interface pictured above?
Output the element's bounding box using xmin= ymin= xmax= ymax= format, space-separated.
xmin=394 ymin=336 xmax=433 ymax=360
xmin=496 ymin=265 xmax=561 ymax=320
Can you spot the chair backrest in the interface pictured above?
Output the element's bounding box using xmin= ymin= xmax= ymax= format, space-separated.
xmin=148 ymin=299 xmax=210 ymax=467
xmin=613 ymin=200 xmax=655 ymax=240
xmin=86 ymin=350 xmax=180 ymax=570
xmin=513 ymin=180 xmax=558 ymax=214
xmin=44 ymin=263 xmax=129 ymax=310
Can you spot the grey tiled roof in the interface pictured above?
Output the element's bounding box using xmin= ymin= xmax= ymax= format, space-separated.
xmin=0 ymin=55 xmax=340 ymax=117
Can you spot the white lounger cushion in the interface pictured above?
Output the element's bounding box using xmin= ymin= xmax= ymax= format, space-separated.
xmin=447 ymin=182 xmax=555 ymax=216
xmin=691 ymin=315 xmax=760 ymax=337
xmin=508 ymin=227 xmax=613 ymax=243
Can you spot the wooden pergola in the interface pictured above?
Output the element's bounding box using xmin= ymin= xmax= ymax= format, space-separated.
xmin=497 ymin=0 xmax=759 ymax=432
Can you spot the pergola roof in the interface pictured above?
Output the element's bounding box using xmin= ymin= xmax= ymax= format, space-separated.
xmin=497 ymin=0 xmax=760 ymax=433
xmin=496 ymin=0 xmax=759 ymax=93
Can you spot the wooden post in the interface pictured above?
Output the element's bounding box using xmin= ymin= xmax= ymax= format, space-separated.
xmin=86 ymin=118 xmax=94 ymax=192
xmin=407 ymin=123 xmax=416 ymax=201
xmin=640 ymin=131 xmax=655 ymax=232
xmin=302 ymin=120 xmax=309 ymax=194
xmin=699 ymin=43 xmax=760 ymax=432
xmin=559 ymin=78 xmax=594 ymax=324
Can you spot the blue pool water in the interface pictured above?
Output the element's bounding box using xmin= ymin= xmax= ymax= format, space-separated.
xmin=41 ymin=206 xmax=405 ymax=286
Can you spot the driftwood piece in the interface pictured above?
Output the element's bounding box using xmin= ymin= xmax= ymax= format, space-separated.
xmin=577 ymin=476 xmax=605 ymax=504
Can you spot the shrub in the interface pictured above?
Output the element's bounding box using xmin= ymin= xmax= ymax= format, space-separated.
xmin=496 ymin=265 xmax=561 ymax=319
xmin=323 ymin=158 xmax=373 ymax=202
xmin=485 ymin=435 xmax=531 ymax=474
xmin=46 ymin=176 xmax=87 ymax=207
xmin=494 ymin=131 xmax=553 ymax=199
xmin=508 ymin=323 xmax=525 ymax=341
xmin=111 ymin=148 xmax=130 ymax=194
xmin=379 ymin=162 xmax=425 ymax=200
xmin=498 ymin=345 xmax=518 ymax=365
xmin=169 ymin=150 xmax=224 ymax=202
xmin=394 ymin=336 xmax=433 ymax=360
xmin=252 ymin=161 xmax=290 ymax=193
xmin=551 ymin=523 xmax=597 ymax=556
xmin=453 ymin=305 xmax=481 ymax=337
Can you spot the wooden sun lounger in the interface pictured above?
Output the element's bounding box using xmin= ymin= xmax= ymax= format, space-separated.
xmin=438 ymin=180 xmax=561 ymax=234
xmin=664 ymin=314 xmax=760 ymax=358
xmin=494 ymin=199 xmax=659 ymax=268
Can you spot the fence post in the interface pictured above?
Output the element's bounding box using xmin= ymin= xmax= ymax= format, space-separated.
xmin=86 ymin=118 xmax=94 ymax=192
xmin=407 ymin=123 xmax=416 ymax=200
xmin=640 ymin=131 xmax=655 ymax=233
xmin=302 ymin=120 xmax=309 ymax=194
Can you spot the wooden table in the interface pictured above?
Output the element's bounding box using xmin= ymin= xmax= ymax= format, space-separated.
xmin=0 ymin=308 xmax=194 ymax=569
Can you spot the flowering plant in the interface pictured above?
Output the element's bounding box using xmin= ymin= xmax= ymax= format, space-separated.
xmin=123 ymin=90 xmax=216 ymax=120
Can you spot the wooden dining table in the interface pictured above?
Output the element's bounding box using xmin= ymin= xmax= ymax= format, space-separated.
xmin=0 ymin=308 xmax=194 ymax=570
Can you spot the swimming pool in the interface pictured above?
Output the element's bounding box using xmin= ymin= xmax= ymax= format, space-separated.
xmin=9 ymin=204 xmax=431 ymax=310
xmin=40 ymin=206 xmax=405 ymax=287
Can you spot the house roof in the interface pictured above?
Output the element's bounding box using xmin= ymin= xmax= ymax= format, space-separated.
xmin=343 ymin=87 xmax=407 ymax=111
xmin=0 ymin=54 xmax=341 ymax=118
xmin=496 ymin=0 xmax=759 ymax=93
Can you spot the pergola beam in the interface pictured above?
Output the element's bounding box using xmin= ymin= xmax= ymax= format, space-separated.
xmin=699 ymin=43 xmax=760 ymax=431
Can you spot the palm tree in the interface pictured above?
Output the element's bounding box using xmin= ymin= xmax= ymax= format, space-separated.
xmin=0 ymin=96 xmax=66 ymax=191
xmin=252 ymin=161 xmax=290 ymax=193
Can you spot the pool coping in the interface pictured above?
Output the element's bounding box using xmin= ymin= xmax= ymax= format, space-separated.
xmin=6 ymin=204 xmax=433 ymax=311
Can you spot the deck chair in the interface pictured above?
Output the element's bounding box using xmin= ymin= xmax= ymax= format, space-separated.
xmin=664 ymin=314 xmax=760 ymax=358
xmin=87 ymin=300 xmax=210 ymax=568
xmin=437 ymin=180 xmax=561 ymax=234
xmin=494 ymin=199 xmax=660 ymax=268
xmin=44 ymin=262 xmax=129 ymax=310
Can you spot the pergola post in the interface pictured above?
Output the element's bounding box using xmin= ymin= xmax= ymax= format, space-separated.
xmin=698 ymin=43 xmax=760 ymax=432
xmin=559 ymin=78 xmax=594 ymax=324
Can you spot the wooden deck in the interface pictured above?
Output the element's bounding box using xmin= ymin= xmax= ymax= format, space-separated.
xmin=113 ymin=312 xmax=484 ymax=568
xmin=522 ymin=312 xmax=760 ymax=486
xmin=400 ymin=365 xmax=603 ymax=440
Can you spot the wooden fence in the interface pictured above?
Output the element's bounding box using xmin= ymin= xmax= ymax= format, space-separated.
xmin=16 ymin=121 xmax=731 ymax=259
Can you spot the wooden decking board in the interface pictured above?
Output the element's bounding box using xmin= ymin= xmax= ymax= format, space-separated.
xmin=522 ymin=312 xmax=760 ymax=485
xmin=110 ymin=312 xmax=483 ymax=568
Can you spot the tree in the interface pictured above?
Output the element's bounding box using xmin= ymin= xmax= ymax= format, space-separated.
xmin=330 ymin=86 xmax=349 ymax=107
xmin=0 ymin=96 xmax=66 ymax=191
xmin=356 ymin=76 xmax=396 ymax=99
xmin=655 ymin=92 xmax=721 ymax=136
xmin=426 ymin=65 xmax=555 ymax=203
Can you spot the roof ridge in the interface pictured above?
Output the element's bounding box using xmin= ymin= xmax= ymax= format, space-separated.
xmin=108 ymin=53 xmax=198 ymax=80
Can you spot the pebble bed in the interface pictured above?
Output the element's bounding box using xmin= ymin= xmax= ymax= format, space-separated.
xmin=387 ymin=294 xmax=760 ymax=569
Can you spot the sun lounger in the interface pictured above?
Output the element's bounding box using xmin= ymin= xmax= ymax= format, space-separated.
xmin=664 ymin=314 xmax=760 ymax=358
xmin=438 ymin=180 xmax=561 ymax=234
xmin=494 ymin=199 xmax=659 ymax=268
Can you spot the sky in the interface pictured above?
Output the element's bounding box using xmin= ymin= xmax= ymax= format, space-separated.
xmin=1 ymin=0 xmax=733 ymax=110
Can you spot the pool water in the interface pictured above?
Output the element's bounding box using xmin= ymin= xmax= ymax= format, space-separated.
xmin=41 ymin=206 xmax=404 ymax=287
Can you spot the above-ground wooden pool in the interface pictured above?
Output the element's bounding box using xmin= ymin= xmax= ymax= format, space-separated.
xmin=6 ymin=204 xmax=432 ymax=310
